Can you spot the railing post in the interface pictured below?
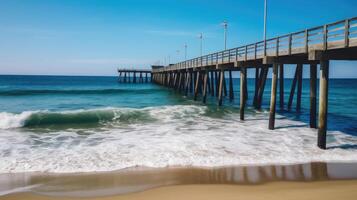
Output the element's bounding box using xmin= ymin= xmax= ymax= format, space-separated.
xmin=288 ymin=34 xmax=292 ymax=55
xmin=323 ymin=25 xmax=328 ymax=50
xmin=264 ymin=40 xmax=267 ymax=56
xmin=276 ymin=38 xmax=279 ymax=56
xmin=236 ymin=48 xmax=239 ymax=61
xmin=344 ymin=19 xmax=350 ymax=48
xmin=228 ymin=50 xmax=230 ymax=62
xmin=305 ymin=29 xmax=309 ymax=53
xmin=245 ymin=46 xmax=248 ymax=61
xmin=254 ymin=43 xmax=257 ymax=59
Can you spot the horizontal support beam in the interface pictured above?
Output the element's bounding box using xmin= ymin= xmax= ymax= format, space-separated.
xmin=216 ymin=63 xmax=235 ymax=70
xmin=264 ymin=56 xmax=319 ymax=65
xmin=235 ymin=60 xmax=263 ymax=68
xmin=309 ymin=47 xmax=357 ymax=61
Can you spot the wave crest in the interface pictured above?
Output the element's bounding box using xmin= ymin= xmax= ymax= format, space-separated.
xmin=0 ymin=106 xmax=206 ymax=129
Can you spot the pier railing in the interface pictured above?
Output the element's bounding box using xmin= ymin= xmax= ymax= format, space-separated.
xmin=153 ymin=17 xmax=357 ymax=73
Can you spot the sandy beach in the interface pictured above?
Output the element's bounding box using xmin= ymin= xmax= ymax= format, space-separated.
xmin=2 ymin=180 xmax=357 ymax=200
xmin=1 ymin=162 xmax=357 ymax=200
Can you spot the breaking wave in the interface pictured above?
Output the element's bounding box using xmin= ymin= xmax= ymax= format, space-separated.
xmin=0 ymin=105 xmax=206 ymax=129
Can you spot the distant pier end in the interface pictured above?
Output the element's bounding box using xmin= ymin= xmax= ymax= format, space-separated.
xmin=117 ymin=68 xmax=153 ymax=83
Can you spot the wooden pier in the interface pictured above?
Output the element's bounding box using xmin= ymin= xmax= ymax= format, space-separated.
xmin=117 ymin=69 xmax=152 ymax=83
xmin=133 ymin=17 xmax=357 ymax=149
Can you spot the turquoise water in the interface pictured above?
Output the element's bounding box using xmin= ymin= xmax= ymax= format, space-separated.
xmin=0 ymin=75 xmax=356 ymax=133
xmin=0 ymin=75 xmax=357 ymax=173
xmin=0 ymin=75 xmax=183 ymax=112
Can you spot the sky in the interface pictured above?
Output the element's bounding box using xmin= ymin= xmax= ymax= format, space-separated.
xmin=0 ymin=0 xmax=356 ymax=77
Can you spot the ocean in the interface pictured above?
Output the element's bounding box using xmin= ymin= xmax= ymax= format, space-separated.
xmin=0 ymin=75 xmax=357 ymax=173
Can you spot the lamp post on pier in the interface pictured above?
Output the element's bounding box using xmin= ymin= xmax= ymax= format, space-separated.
xmin=264 ymin=0 xmax=268 ymax=40
xmin=222 ymin=20 xmax=228 ymax=50
xmin=263 ymin=0 xmax=268 ymax=55
xmin=199 ymin=33 xmax=203 ymax=57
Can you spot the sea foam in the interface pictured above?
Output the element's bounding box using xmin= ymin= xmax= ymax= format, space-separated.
xmin=0 ymin=105 xmax=357 ymax=173
xmin=0 ymin=111 xmax=34 ymax=129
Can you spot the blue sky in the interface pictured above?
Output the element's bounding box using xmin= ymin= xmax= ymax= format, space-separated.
xmin=0 ymin=0 xmax=356 ymax=77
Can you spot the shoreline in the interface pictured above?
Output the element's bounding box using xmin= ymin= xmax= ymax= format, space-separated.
xmin=1 ymin=162 xmax=357 ymax=198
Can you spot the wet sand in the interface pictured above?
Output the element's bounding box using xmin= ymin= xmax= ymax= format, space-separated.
xmin=1 ymin=162 xmax=357 ymax=199
xmin=2 ymin=180 xmax=357 ymax=200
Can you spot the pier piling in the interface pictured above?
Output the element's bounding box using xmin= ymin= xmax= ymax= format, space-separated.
xmin=229 ymin=71 xmax=234 ymax=100
xmin=310 ymin=64 xmax=317 ymax=128
xmin=288 ymin=66 xmax=298 ymax=110
xmin=279 ymin=64 xmax=284 ymax=109
xmin=296 ymin=64 xmax=303 ymax=112
xmin=318 ymin=60 xmax=329 ymax=149
xmin=215 ymin=71 xmax=219 ymax=97
xmin=269 ymin=64 xmax=278 ymax=130
xmin=194 ymin=70 xmax=201 ymax=101
xmin=218 ymin=70 xmax=224 ymax=106
xmin=256 ymin=66 xmax=268 ymax=110
xmin=210 ymin=71 xmax=215 ymax=96
xmin=253 ymin=67 xmax=260 ymax=107
xmin=202 ymin=70 xmax=208 ymax=103
xmin=240 ymin=67 xmax=247 ymax=120
xmin=223 ymin=72 xmax=227 ymax=97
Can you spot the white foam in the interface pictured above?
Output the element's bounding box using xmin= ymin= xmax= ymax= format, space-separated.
xmin=0 ymin=105 xmax=357 ymax=173
xmin=0 ymin=111 xmax=34 ymax=129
